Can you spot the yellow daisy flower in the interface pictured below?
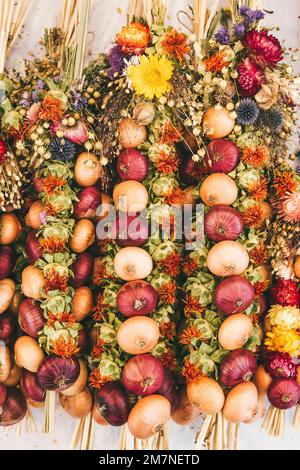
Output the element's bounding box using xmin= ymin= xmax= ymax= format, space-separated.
xmin=127 ymin=54 xmax=174 ymax=100
xmin=265 ymin=327 xmax=300 ymax=357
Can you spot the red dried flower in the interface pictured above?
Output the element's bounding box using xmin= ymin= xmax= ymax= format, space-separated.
xmin=89 ymin=369 xmax=111 ymax=389
xmin=242 ymin=204 xmax=264 ymax=227
xmin=160 ymin=321 xmax=176 ymax=341
xmin=272 ymin=192 xmax=300 ymax=224
xmin=159 ymin=121 xmax=182 ymax=145
xmin=237 ymin=58 xmax=264 ymax=96
xmin=159 ymin=349 xmax=177 ymax=371
xmin=155 ymin=151 xmax=179 ymax=175
xmin=0 ymin=138 xmax=7 ymax=164
xmin=157 ymin=280 xmax=177 ymax=305
xmin=164 ymin=188 xmax=185 ymax=205
xmin=44 ymin=269 xmax=68 ymax=294
xmin=91 ymin=338 xmax=105 ymax=358
xmin=51 ymin=336 xmax=79 ymax=358
xmin=249 ymin=177 xmax=267 ymax=202
xmin=157 ymin=251 xmax=181 ymax=276
xmin=161 ymin=30 xmax=190 ymax=62
xmin=273 ymin=170 xmax=297 ymax=197
xmin=182 ymin=360 xmax=203 ymax=381
xmin=184 ymin=295 xmax=204 ymax=318
xmin=250 ymin=244 xmax=268 ymax=266
xmin=245 ymin=30 xmax=283 ymax=69
xmin=180 ymin=325 xmax=205 ymax=345
xmin=116 ymin=22 xmax=150 ymax=55
xmin=39 ymin=96 xmax=63 ymax=122
xmin=266 ymin=352 xmax=297 ymax=379
xmin=204 ymin=52 xmax=226 ymax=72
xmin=271 ymin=279 xmax=300 ymax=307
xmin=254 ymin=280 xmax=270 ymax=295
xmin=182 ymin=258 xmax=199 ymax=276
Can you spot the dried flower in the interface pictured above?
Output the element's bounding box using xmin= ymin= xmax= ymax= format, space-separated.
xmin=117 ymin=22 xmax=150 ymax=55
xmin=255 ymin=83 xmax=279 ymax=110
xmin=204 ymin=52 xmax=227 ymax=73
xmin=265 ymin=327 xmax=300 ymax=357
xmin=241 ymin=146 xmax=269 ymax=167
xmin=161 ymin=29 xmax=190 ymax=62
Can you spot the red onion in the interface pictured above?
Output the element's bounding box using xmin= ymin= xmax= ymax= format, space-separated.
xmin=21 ymin=370 xmax=45 ymax=403
xmin=0 ymin=388 xmax=27 ymax=426
xmin=0 ymin=314 xmax=16 ymax=344
xmin=116 ymin=214 xmax=148 ymax=247
xmin=180 ymin=156 xmax=206 ymax=185
xmin=74 ymin=187 xmax=101 ymax=219
xmin=117 ymin=280 xmax=157 ymax=317
xmin=205 ymin=139 xmax=240 ymax=173
xmin=25 ymin=231 xmax=43 ymax=264
xmin=220 ymin=349 xmax=257 ymax=387
xmin=94 ymin=381 xmax=130 ymax=426
xmin=19 ymin=298 xmax=46 ymax=339
xmin=214 ymin=276 xmax=255 ymax=315
xmin=267 ymin=378 xmax=300 ymax=410
xmin=0 ymin=246 xmax=16 ymax=280
xmin=163 ymin=385 xmax=180 ymax=412
xmin=33 ymin=177 xmax=44 ymax=193
xmin=157 ymin=367 xmax=175 ymax=396
xmin=77 ymin=328 xmax=91 ymax=355
xmin=0 ymin=384 xmax=7 ymax=408
xmin=122 ymin=354 xmax=164 ymax=396
xmin=71 ymin=252 xmax=93 ymax=287
xmin=117 ymin=149 xmax=149 ymax=181
xmin=37 ymin=355 xmax=80 ymax=392
xmin=205 ymin=206 xmax=244 ymax=242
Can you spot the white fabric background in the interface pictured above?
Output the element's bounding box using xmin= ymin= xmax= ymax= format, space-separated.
xmin=2 ymin=0 xmax=300 ymax=450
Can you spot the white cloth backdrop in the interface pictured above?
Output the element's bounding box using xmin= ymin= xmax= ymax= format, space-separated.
xmin=2 ymin=0 xmax=300 ymax=450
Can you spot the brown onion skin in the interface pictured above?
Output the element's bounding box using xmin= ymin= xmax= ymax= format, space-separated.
xmin=116 ymin=214 xmax=149 ymax=247
xmin=0 ymin=246 xmax=16 ymax=280
xmin=4 ymin=363 xmax=22 ymax=387
xmin=25 ymin=231 xmax=43 ymax=264
xmin=0 ymin=313 xmax=16 ymax=344
xmin=0 ymin=383 xmax=7 ymax=408
xmin=92 ymin=402 xmax=109 ymax=426
xmin=77 ymin=328 xmax=91 ymax=355
xmin=214 ymin=276 xmax=255 ymax=315
xmin=71 ymin=252 xmax=93 ymax=288
xmin=116 ymin=280 xmax=157 ymax=317
xmin=21 ymin=370 xmax=45 ymax=403
xmin=0 ymin=388 xmax=27 ymax=426
xmin=117 ymin=149 xmax=149 ymax=182
xmin=205 ymin=139 xmax=240 ymax=173
xmin=94 ymin=381 xmax=130 ymax=426
xmin=122 ymin=354 xmax=164 ymax=396
xmin=18 ymin=298 xmax=46 ymax=339
xmin=267 ymin=378 xmax=300 ymax=410
xmin=205 ymin=205 xmax=244 ymax=242
xmin=74 ymin=187 xmax=101 ymax=220
xmin=37 ymin=355 xmax=80 ymax=392
xmin=220 ymin=349 xmax=257 ymax=388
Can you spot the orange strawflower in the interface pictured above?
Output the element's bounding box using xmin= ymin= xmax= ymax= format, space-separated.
xmin=242 ymin=204 xmax=264 ymax=227
xmin=182 ymin=360 xmax=203 ymax=381
xmin=182 ymin=257 xmax=199 ymax=276
xmin=39 ymin=96 xmax=63 ymax=122
xmin=116 ymin=22 xmax=150 ymax=55
xmin=184 ymin=295 xmax=204 ymax=318
xmin=249 ymin=177 xmax=267 ymax=201
xmin=155 ymin=151 xmax=179 ymax=175
xmin=47 ymin=312 xmax=75 ymax=326
xmin=42 ymin=175 xmax=66 ymax=194
xmin=51 ymin=336 xmax=79 ymax=358
xmin=250 ymin=244 xmax=268 ymax=266
xmin=241 ymin=146 xmax=269 ymax=167
xmin=160 ymin=321 xmax=176 ymax=340
xmin=44 ymin=269 xmax=68 ymax=294
xmin=91 ymin=338 xmax=105 ymax=358
xmin=159 ymin=349 xmax=177 ymax=371
xmin=157 ymin=251 xmax=181 ymax=276
xmin=204 ymin=52 xmax=226 ymax=72
xmin=164 ymin=188 xmax=185 ymax=205
xmin=157 ymin=280 xmax=177 ymax=304
xmin=254 ymin=280 xmax=270 ymax=295
xmin=161 ymin=29 xmax=190 ymax=62
xmin=273 ymin=170 xmax=297 ymax=197
xmin=180 ymin=325 xmax=206 ymax=345
xmin=39 ymin=236 xmax=67 ymax=253
xmin=89 ymin=369 xmax=111 ymax=389
xmin=159 ymin=121 xmax=182 ymax=145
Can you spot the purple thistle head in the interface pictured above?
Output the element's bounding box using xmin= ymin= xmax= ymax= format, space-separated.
xmin=108 ymin=45 xmax=126 ymax=79
xmin=215 ymin=27 xmax=231 ymax=45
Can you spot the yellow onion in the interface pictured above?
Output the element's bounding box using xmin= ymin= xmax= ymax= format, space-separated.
xmin=203 ymin=106 xmax=235 ymax=139
xmin=114 ymin=247 xmax=153 ymax=281
xmin=0 ymin=213 xmax=21 ymax=245
xmin=8 ymin=292 xmax=23 ymax=317
xmin=0 ymin=279 xmax=16 ymax=315
xmin=116 ymin=316 xmax=159 ymax=355
xmin=0 ymin=345 xmax=11 ymax=383
xmin=200 ymin=173 xmax=238 ymax=207
xmin=187 ymin=377 xmax=225 ymax=415
xmin=118 ymin=118 xmax=147 ymax=148
xmin=113 ymin=180 xmax=149 ymax=213
xmin=218 ymin=314 xmax=253 ymax=350
xmin=14 ymin=336 xmax=45 ymax=373
xmin=70 ymin=219 xmax=95 ymax=254
xmin=207 ymin=241 xmax=249 ymax=277
xmin=171 ymin=387 xmax=200 ymax=425
xmin=21 ymin=266 xmax=45 ymax=300
xmin=60 ymin=386 xmax=92 ymax=419
xmin=71 ymin=286 xmax=94 ymax=321
xmin=294 ymin=256 xmax=300 ymax=278
xmin=25 ymin=201 xmax=45 ymax=230
xmin=128 ymin=395 xmax=171 ymax=439
xmin=60 ymin=359 xmax=88 ymax=397
xmin=3 ymin=363 xmax=22 ymax=387
xmin=74 ymin=153 xmax=102 ymax=187
xmin=223 ymin=382 xmax=258 ymax=423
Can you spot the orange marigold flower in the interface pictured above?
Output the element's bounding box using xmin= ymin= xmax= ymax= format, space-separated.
xmin=44 ymin=201 xmax=61 ymax=216
xmin=180 ymin=325 xmax=206 ymax=345
xmin=182 ymin=258 xmax=199 ymax=276
xmin=93 ymin=259 xmax=108 ymax=286
xmin=157 ymin=251 xmax=181 ymax=276
xmin=92 ymin=294 xmax=108 ymax=321
xmin=159 ymin=121 xmax=182 ymax=145
xmin=254 ymin=280 xmax=270 ymax=295
xmin=157 ymin=280 xmax=177 ymax=304
xmin=241 ymin=146 xmax=269 ymax=167
xmin=249 ymin=177 xmax=267 ymax=201
xmin=47 ymin=312 xmax=75 ymax=326
xmin=44 ymin=269 xmax=68 ymax=294
xmin=161 ymin=29 xmax=190 ymax=62
xmin=184 ymin=295 xmax=204 ymax=318
xmin=250 ymin=244 xmax=267 ymax=266
xmin=89 ymin=369 xmax=111 ymax=390
xmin=39 ymin=96 xmax=63 ymax=122
xmin=155 ymin=151 xmax=179 ymax=175
xmin=164 ymin=188 xmax=185 ymax=205
xmin=204 ymin=52 xmax=226 ymax=72
xmin=116 ymin=22 xmax=150 ymax=55
xmin=42 ymin=175 xmax=66 ymax=194
xmin=182 ymin=360 xmax=203 ymax=381
xmin=242 ymin=204 xmax=264 ymax=228
xmin=39 ymin=236 xmax=67 ymax=253
xmin=273 ymin=170 xmax=297 ymax=197
xmin=51 ymin=336 xmax=79 ymax=358
xmin=160 ymin=321 xmax=176 ymax=341
xmin=91 ymin=338 xmax=105 ymax=358
xmin=159 ymin=350 xmax=177 ymax=371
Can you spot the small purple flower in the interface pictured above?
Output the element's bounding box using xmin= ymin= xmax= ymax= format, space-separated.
xmin=69 ymin=86 xmax=88 ymax=111
xmin=215 ymin=27 xmax=231 ymax=45
xmin=108 ymin=45 xmax=126 ymax=79
xmin=53 ymin=75 xmax=61 ymax=83
xmin=234 ymin=23 xmax=246 ymax=38
xmin=239 ymin=6 xmax=265 ymax=23
xmin=40 ymin=211 xmax=48 ymax=226
xmin=37 ymin=80 xmax=45 ymax=90
xmin=32 ymin=90 xmax=40 ymax=103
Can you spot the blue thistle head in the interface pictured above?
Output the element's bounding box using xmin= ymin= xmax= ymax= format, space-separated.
xmin=263 ymin=108 xmax=284 ymax=130
xmin=236 ymin=98 xmax=260 ymax=125
xmin=50 ymin=137 xmax=76 ymax=163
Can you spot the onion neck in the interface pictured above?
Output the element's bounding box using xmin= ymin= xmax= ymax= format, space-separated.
xmin=142 ymin=377 xmax=153 ymax=392
xmin=243 ymin=371 xmax=252 ymax=382
xmin=282 ymin=393 xmax=292 ymax=403
xmin=134 ymin=298 xmax=146 ymax=311
xmin=136 ymin=338 xmax=146 ymax=349
xmin=216 ymin=224 xmax=226 ymax=235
